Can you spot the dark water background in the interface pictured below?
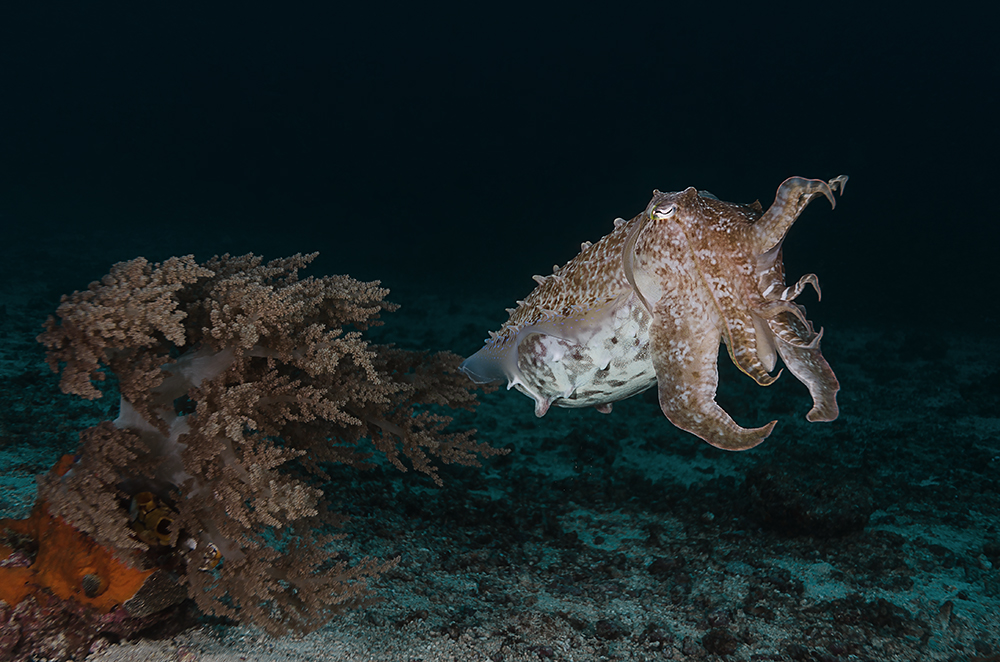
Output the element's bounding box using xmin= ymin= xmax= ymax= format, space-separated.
xmin=1 ymin=6 xmax=1000 ymax=659
xmin=1 ymin=4 xmax=995 ymax=331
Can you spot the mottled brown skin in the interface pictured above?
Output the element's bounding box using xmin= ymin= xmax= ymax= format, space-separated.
xmin=462 ymin=176 xmax=846 ymax=450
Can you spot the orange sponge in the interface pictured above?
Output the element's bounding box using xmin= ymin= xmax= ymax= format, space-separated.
xmin=0 ymin=470 xmax=155 ymax=613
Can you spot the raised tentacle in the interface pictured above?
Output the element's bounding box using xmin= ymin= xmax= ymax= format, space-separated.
xmin=778 ymin=273 xmax=821 ymax=302
xmin=751 ymin=175 xmax=848 ymax=255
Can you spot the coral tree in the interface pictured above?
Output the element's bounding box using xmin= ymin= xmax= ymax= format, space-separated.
xmin=25 ymin=252 xmax=499 ymax=636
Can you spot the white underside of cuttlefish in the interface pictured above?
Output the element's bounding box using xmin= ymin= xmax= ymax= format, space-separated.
xmin=461 ymin=176 xmax=846 ymax=450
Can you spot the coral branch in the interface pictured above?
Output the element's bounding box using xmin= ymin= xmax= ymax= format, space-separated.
xmin=29 ymin=253 xmax=501 ymax=635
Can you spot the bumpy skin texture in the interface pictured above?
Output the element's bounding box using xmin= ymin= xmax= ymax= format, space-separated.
xmin=461 ymin=176 xmax=846 ymax=450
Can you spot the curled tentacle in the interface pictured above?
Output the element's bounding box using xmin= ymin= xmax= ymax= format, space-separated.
xmin=779 ymin=273 xmax=822 ymax=302
xmin=757 ymin=298 xmax=811 ymax=330
xmin=769 ymin=311 xmax=823 ymax=350
xmin=751 ymin=175 xmax=848 ymax=255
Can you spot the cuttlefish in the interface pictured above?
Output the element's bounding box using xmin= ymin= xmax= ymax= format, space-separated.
xmin=460 ymin=176 xmax=846 ymax=450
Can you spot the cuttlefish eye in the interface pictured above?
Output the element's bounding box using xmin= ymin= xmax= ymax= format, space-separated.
xmin=651 ymin=203 xmax=676 ymax=220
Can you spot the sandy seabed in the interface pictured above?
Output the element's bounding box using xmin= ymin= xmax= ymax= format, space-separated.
xmin=2 ymin=278 xmax=999 ymax=662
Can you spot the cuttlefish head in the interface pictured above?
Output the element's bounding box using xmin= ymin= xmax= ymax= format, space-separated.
xmin=625 ymin=176 xmax=846 ymax=450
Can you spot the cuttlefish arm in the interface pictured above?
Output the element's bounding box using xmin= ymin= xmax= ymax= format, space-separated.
xmin=751 ymin=175 xmax=848 ymax=254
xmin=749 ymin=176 xmax=845 ymax=423
xmin=644 ymin=244 xmax=777 ymax=450
xmin=769 ymin=310 xmax=840 ymax=422
xmin=650 ymin=299 xmax=777 ymax=451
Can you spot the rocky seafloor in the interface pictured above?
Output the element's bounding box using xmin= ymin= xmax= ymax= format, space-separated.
xmin=1 ymin=275 xmax=998 ymax=662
